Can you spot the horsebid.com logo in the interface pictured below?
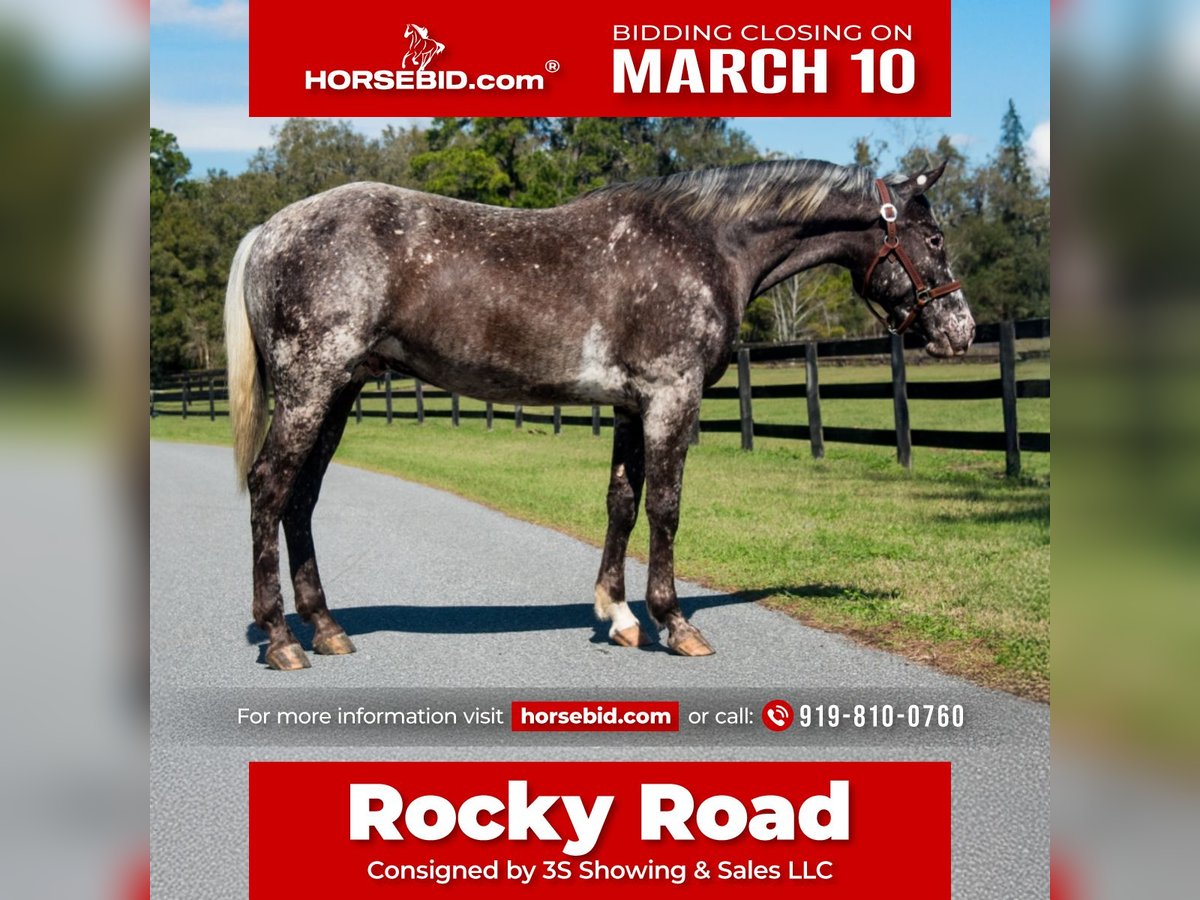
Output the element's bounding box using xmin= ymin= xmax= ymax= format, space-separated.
xmin=305 ymin=21 xmax=546 ymax=92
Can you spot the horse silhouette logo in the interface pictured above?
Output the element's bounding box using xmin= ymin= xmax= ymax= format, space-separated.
xmin=403 ymin=23 xmax=446 ymax=71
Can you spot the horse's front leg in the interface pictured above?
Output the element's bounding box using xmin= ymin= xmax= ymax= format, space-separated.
xmin=642 ymin=383 xmax=714 ymax=656
xmin=594 ymin=409 xmax=650 ymax=647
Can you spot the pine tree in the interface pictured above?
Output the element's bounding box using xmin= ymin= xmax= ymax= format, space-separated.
xmin=953 ymin=102 xmax=1050 ymax=321
xmin=996 ymin=99 xmax=1033 ymax=220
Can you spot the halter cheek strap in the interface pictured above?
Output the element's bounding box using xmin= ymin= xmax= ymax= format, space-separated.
xmin=861 ymin=178 xmax=962 ymax=335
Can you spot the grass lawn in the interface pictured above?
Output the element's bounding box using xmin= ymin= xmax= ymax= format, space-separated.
xmin=151 ymin=354 xmax=1049 ymax=699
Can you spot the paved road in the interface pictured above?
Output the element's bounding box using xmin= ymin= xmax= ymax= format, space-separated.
xmin=150 ymin=441 xmax=1048 ymax=898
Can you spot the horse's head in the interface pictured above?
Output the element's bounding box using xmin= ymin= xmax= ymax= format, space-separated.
xmin=851 ymin=163 xmax=975 ymax=357
xmin=404 ymin=23 xmax=427 ymax=39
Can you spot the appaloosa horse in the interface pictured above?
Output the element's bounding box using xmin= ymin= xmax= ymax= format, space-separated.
xmin=224 ymin=159 xmax=974 ymax=669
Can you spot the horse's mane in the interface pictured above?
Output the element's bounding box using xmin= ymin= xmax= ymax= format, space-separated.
xmin=408 ymin=24 xmax=429 ymax=39
xmin=587 ymin=159 xmax=899 ymax=222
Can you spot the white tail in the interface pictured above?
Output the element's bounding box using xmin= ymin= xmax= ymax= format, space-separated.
xmin=224 ymin=226 xmax=266 ymax=490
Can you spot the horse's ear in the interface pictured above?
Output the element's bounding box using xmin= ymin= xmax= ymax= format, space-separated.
xmin=903 ymin=160 xmax=947 ymax=195
xmin=884 ymin=160 xmax=948 ymax=212
xmin=917 ymin=160 xmax=948 ymax=192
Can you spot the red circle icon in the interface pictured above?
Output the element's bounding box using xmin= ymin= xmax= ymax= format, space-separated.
xmin=762 ymin=699 xmax=794 ymax=732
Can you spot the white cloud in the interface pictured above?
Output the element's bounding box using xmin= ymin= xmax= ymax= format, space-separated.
xmin=150 ymin=99 xmax=277 ymax=151
xmin=150 ymin=98 xmax=431 ymax=153
xmin=1028 ymin=120 xmax=1050 ymax=176
xmin=150 ymin=0 xmax=249 ymax=39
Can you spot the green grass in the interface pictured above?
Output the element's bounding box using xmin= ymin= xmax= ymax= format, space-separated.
xmin=151 ymin=356 xmax=1050 ymax=699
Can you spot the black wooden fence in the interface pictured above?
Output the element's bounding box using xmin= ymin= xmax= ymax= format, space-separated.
xmin=151 ymin=317 xmax=1049 ymax=476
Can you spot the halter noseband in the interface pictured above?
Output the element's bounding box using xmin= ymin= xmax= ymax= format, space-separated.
xmin=860 ymin=178 xmax=962 ymax=335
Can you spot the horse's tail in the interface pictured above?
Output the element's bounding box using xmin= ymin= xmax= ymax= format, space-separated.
xmin=224 ymin=225 xmax=267 ymax=491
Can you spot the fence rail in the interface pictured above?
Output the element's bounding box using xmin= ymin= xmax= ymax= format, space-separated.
xmin=151 ymin=318 xmax=1050 ymax=476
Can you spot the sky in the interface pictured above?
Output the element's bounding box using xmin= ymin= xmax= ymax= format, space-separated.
xmin=149 ymin=0 xmax=1050 ymax=178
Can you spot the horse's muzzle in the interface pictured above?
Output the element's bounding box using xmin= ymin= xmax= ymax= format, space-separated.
xmin=921 ymin=294 xmax=974 ymax=358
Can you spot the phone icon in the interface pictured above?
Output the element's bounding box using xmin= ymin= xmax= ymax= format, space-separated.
xmin=762 ymin=699 xmax=794 ymax=732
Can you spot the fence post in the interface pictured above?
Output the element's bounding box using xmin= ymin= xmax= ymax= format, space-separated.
xmin=890 ymin=334 xmax=912 ymax=469
xmin=514 ymin=403 xmax=523 ymax=429
xmin=181 ymin=374 xmax=189 ymax=420
xmin=451 ymin=393 xmax=460 ymax=427
xmin=552 ymin=406 xmax=562 ymax=434
xmin=804 ymin=342 xmax=824 ymax=459
xmin=486 ymin=401 xmax=494 ymax=430
xmin=736 ymin=347 xmax=754 ymax=451
xmin=354 ymin=390 xmax=362 ymax=424
xmin=149 ymin=390 xmax=156 ymax=418
xmin=591 ymin=405 xmax=601 ymax=436
xmin=999 ymin=320 xmax=1021 ymax=478
xmin=385 ymin=373 xmax=393 ymax=424
xmin=207 ymin=375 xmax=215 ymax=421
xmin=415 ymin=380 xmax=425 ymax=424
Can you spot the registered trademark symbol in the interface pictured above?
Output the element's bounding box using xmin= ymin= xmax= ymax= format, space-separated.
xmin=544 ymin=59 xmax=560 ymax=73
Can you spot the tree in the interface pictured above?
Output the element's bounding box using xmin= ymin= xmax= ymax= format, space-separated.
xmin=763 ymin=273 xmax=816 ymax=342
xmin=996 ymin=99 xmax=1034 ymax=209
xmin=651 ymin=117 xmax=759 ymax=174
xmin=248 ymin=119 xmax=383 ymax=202
xmin=376 ymin=124 xmax=427 ymax=188
xmin=763 ymin=268 xmax=865 ymax=341
xmin=150 ymin=128 xmax=192 ymax=217
xmin=411 ymin=145 xmax=512 ymax=204
xmin=940 ymin=103 xmax=1049 ymax=322
xmin=851 ymin=135 xmax=888 ymax=171
xmin=150 ymin=129 xmax=205 ymax=374
xmin=739 ymin=295 xmax=775 ymax=342
xmin=515 ymin=118 xmax=657 ymax=207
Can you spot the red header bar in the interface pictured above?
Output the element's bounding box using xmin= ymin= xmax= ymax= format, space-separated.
xmin=511 ymin=701 xmax=678 ymax=732
xmin=250 ymin=761 xmax=950 ymax=898
xmin=250 ymin=1 xmax=951 ymax=117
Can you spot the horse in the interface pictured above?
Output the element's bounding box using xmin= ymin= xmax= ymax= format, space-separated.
xmin=402 ymin=23 xmax=445 ymax=72
xmin=223 ymin=159 xmax=974 ymax=670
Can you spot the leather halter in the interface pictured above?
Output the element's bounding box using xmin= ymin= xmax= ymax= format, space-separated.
xmin=860 ymin=178 xmax=962 ymax=335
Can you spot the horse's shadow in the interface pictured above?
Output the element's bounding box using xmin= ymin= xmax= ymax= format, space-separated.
xmin=244 ymin=587 xmax=821 ymax=661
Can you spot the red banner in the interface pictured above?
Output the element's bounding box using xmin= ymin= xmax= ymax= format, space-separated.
xmin=249 ymin=0 xmax=951 ymax=117
xmin=249 ymin=761 xmax=950 ymax=898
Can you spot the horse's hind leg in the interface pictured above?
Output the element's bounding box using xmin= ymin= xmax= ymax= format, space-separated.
xmin=247 ymin=384 xmax=347 ymax=670
xmin=281 ymin=381 xmax=361 ymax=657
xmin=642 ymin=384 xmax=714 ymax=656
xmin=594 ymin=409 xmax=651 ymax=647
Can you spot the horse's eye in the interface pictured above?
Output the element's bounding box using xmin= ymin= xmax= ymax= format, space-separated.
xmin=926 ymin=234 xmax=944 ymax=250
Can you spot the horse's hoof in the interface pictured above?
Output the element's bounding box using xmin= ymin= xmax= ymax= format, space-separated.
xmin=265 ymin=643 xmax=311 ymax=670
xmin=313 ymin=631 xmax=357 ymax=655
xmin=670 ymin=632 xmax=715 ymax=657
xmin=611 ymin=625 xmax=652 ymax=648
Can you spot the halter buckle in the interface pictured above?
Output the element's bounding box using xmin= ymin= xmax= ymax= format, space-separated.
xmin=880 ymin=203 xmax=898 ymax=222
xmin=915 ymin=287 xmax=932 ymax=306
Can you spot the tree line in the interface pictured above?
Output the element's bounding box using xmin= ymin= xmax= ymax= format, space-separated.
xmin=151 ymin=110 xmax=1048 ymax=376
